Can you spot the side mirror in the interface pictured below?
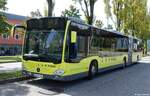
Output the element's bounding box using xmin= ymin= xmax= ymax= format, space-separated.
xmin=71 ymin=31 xmax=77 ymax=43
xmin=11 ymin=25 xmax=26 ymax=37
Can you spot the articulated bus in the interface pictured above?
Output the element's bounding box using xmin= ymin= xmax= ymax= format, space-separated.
xmin=13 ymin=17 xmax=143 ymax=81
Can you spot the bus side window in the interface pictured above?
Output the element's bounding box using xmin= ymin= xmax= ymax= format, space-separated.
xmin=69 ymin=32 xmax=87 ymax=61
xmin=77 ymin=36 xmax=86 ymax=58
xmin=68 ymin=22 xmax=88 ymax=62
xmin=69 ymin=42 xmax=77 ymax=59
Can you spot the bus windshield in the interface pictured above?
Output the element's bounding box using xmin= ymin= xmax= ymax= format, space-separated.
xmin=23 ymin=29 xmax=64 ymax=63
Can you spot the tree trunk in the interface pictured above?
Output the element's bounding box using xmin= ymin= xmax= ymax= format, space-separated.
xmin=89 ymin=0 xmax=94 ymax=25
xmin=116 ymin=2 xmax=122 ymax=31
xmin=47 ymin=0 xmax=55 ymax=17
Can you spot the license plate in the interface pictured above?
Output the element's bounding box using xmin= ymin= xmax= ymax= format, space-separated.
xmin=33 ymin=74 xmax=43 ymax=78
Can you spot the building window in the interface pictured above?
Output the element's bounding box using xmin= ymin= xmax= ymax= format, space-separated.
xmin=15 ymin=34 xmax=20 ymax=40
xmin=2 ymin=33 xmax=9 ymax=39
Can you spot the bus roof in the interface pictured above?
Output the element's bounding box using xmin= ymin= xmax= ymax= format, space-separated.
xmin=39 ymin=17 xmax=86 ymax=24
xmin=91 ymin=27 xmax=127 ymax=38
xmin=67 ymin=17 xmax=128 ymax=38
xmin=28 ymin=17 xmax=128 ymax=38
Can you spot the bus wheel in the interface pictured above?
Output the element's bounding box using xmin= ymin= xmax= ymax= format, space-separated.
xmin=88 ymin=61 xmax=98 ymax=79
xmin=123 ymin=57 xmax=127 ymax=68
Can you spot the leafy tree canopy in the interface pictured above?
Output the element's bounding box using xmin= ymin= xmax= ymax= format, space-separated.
xmin=0 ymin=0 xmax=11 ymax=34
xmin=30 ymin=9 xmax=42 ymax=18
xmin=104 ymin=0 xmax=150 ymax=40
xmin=0 ymin=0 xmax=7 ymax=10
xmin=94 ymin=19 xmax=103 ymax=28
xmin=61 ymin=5 xmax=81 ymax=18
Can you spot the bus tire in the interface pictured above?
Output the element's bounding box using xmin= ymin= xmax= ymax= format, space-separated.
xmin=123 ymin=57 xmax=127 ymax=68
xmin=88 ymin=60 xmax=98 ymax=79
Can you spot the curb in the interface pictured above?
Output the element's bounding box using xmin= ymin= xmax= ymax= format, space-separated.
xmin=0 ymin=76 xmax=34 ymax=85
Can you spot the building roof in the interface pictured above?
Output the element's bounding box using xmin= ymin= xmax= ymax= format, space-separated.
xmin=4 ymin=12 xmax=27 ymax=20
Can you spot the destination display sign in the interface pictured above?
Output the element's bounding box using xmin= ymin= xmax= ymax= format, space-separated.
xmin=27 ymin=17 xmax=66 ymax=30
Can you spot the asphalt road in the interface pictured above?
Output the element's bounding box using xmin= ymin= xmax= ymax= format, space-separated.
xmin=0 ymin=57 xmax=150 ymax=96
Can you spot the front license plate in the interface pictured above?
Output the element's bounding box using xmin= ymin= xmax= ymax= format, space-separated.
xmin=33 ymin=74 xmax=43 ymax=78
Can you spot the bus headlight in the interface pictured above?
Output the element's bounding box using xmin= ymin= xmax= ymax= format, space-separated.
xmin=53 ymin=69 xmax=64 ymax=76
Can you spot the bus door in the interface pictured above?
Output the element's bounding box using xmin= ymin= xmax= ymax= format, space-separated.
xmin=128 ymin=37 xmax=133 ymax=64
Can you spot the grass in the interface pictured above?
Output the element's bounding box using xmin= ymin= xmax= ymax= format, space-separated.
xmin=0 ymin=71 xmax=22 ymax=80
xmin=0 ymin=56 xmax=22 ymax=63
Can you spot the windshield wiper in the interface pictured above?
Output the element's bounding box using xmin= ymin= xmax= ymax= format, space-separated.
xmin=23 ymin=54 xmax=39 ymax=61
xmin=24 ymin=54 xmax=39 ymax=57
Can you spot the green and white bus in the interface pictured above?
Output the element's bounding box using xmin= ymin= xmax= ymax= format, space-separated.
xmin=13 ymin=17 xmax=143 ymax=81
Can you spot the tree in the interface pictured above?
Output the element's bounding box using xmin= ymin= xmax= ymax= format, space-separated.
xmin=0 ymin=0 xmax=7 ymax=10
xmin=47 ymin=0 xmax=55 ymax=16
xmin=73 ymin=0 xmax=98 ymax=25
xmin=103 ymin=0 xmax=111 ymax=27
xmin=61 ymin=5 xmax=81 ymax=18
xmin=104 ymin=0 xmax=150 ymax=54
xmin=112 ymin=0 xmax=125 ymax=31
xmin=0 ymin=17 xmax=11 ymax=34
xmin=0 ymin=0 xmax=11 ymax=34
xmin=104 ymin=0 xmax=129 ymax=31
xmin=30 ymin=9 xmax=42 ymax=18
xmin=122 ymin=0 xmax=149 ymax=37
xmin=104 ymin=0 xmax=150 ymax=36
xmin=94 ymin=20 xmax=103 ymax=28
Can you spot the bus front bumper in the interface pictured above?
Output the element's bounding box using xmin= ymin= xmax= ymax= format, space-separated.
xmin=22 ymin=70 xmax=87 ymax=81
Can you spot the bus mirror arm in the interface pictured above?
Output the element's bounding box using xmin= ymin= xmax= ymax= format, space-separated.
xmin=12 ymin=25 xmax=26 ymax=37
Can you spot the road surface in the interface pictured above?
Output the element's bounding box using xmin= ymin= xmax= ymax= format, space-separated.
xmin=0 ymin=57 xmax=150 ymax=96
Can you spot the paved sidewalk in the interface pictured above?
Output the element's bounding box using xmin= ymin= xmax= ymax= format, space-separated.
xmin=0 ymin=62 xmax=22 ymax=73
xmin=138 ymin=56 xmax=150 ymax=64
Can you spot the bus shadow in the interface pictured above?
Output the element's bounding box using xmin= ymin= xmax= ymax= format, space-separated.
xmin=27 ymin=77 xmax=88 ymax=95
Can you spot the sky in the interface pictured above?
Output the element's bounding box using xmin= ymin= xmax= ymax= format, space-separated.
xmin=6 ymin=0 xmax=106 ymax=24
xmin=5 ymin=0 xmax=150 ymax=26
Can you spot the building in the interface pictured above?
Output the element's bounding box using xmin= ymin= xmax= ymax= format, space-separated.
xmin=0 ymin=13 xmax=27 ymax=56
